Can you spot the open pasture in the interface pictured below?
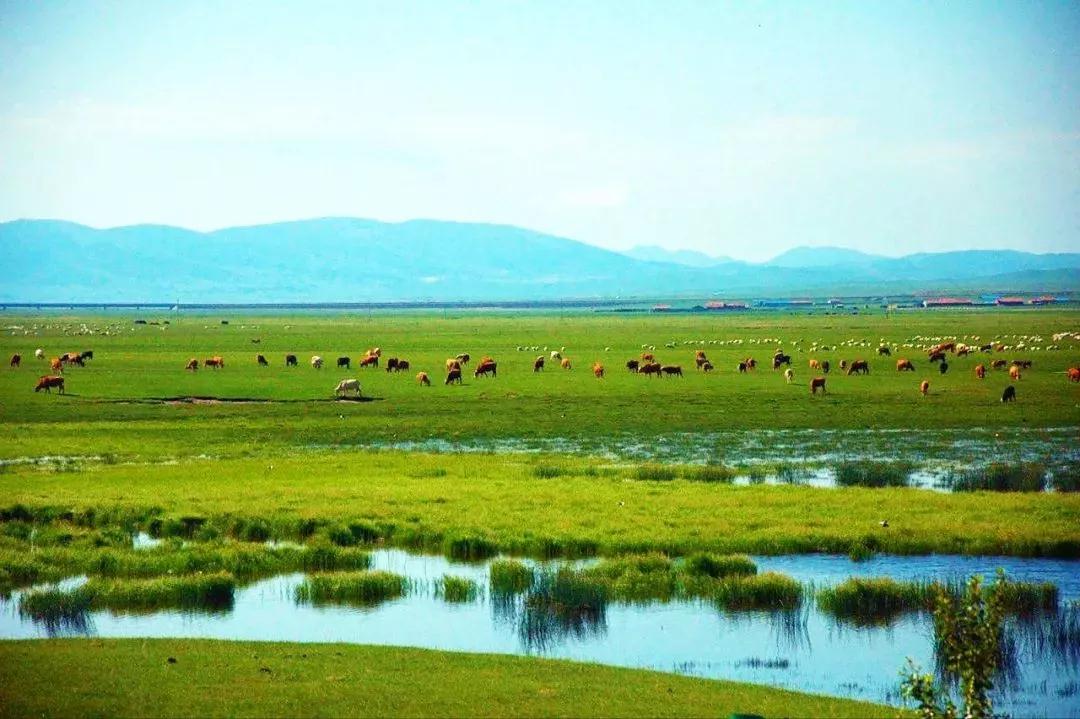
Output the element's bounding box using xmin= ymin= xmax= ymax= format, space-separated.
xmin=1 ymin=309 xmax=1078 ymax=461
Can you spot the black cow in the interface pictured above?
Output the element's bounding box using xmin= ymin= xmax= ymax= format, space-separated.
xmin=285 ymin=354 xmax=298 ymax=367
xmin=1001 ymin=385 xmax=1016 ymax=403
xmin=257 ymin=354 xmax=269 ymax=366
xmin=939 ymin=361 xmax=948 ymax=375
xmin=337 ymin=356 xmax=351 ymax=369
xmin=79 ymin=350 xmax=94 ymax=361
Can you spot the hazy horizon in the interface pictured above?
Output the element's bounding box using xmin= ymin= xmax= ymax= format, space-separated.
xmin=2 ymin=2 xmax=1078 ymax=261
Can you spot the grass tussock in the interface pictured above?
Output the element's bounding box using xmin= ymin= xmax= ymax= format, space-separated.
xmin=711 ymin=572 xmax=803 ymax=611
xmin=443 ymin=534 xmax=498 ymax=561
xmin=947 ymin=462 xmax=1047 ymax=492
xmin=683 ymin=465 xmax=736 ymax=483
xmin=295 ymin=570 xmax=408 ymax=607
xmin=633 ymin=464 xmax=678 ymax=482
xmin=683 ymin=552 xmax=757 ymax=579
xmin=489 ymin=559 xmax=534 ymax=595
xmin=20 ymin=572 xmax=236 ymax=621
xmin=436 ymin=575 xmax=480 ymax=603
xmin=834 ymin=461 xmax=914 ymax=488
xmin=817 ymin=577 xmax=937 ymax=625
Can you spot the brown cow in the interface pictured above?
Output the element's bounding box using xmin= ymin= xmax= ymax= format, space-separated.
xmin=641 ymin=352 xmax=655 ymax=362
xmin=560 ymin=358 xmax=572 ymax=370
xmin=445 ymin=368 xmax=463 ymax=385
xmin=534 ymin=356 xmax=545 ymax=372
xmin=446 ymin=358 xmax=462 ymax=373
xmin=991 ymin=359 xmax=1008 ymax=370
xmin=359 ymin=355 xmax=379 ymax=368
xmin=974 ymin=364 xmax=986 ymax=379
xmin=474 ymin=361 xmax=497 ymax=378
xmin=920 ymin=380 xmax=930 ymax=396
xmin=896 ymin=359 xmax=915 ymax=372
xmin=1067 ymin=367 xmax=1080 ymax=383
xmin=694 ymin=350 xmax=707 ymax=359
xmin=930 ymin=342 xmax=956 ymax=355
xmin=205 ymin=356 xmax=224 ymax=369
xmin=61 ymin=352 xmax=84 ymax=367
xmin=695 ymin=356 xmax=709 ymax=370
xmin=809 ymin=359 xmax=821 ymax=370
xmin=810 ymin=376 xmax=826 ymax=394
xmin=34 ymin=375 xmax=64 ymax=393
xmin=639 ymin=362 xmax=662 ymax=377
xmin=50 ymin=358 xmax=63 ymax=373
xmin=185 ymin=358 xmax=199 ymax=371
xmin=1009 ymin=365 xmax=1021 ymax=381
xmin=9 ymin=354 xmax=20 ymax=368
xmin=417 ymin=371 xmax=431 ymax=386
xmin=593 ymin=362 xmax=604 ymax=378
xmin=744 ymin=358 xmax=757 ymax=370
xmin=928 ymin=351 xmax=946 ymax=363
xmin=366 ymin=347 xmax=382 ymax=358
xmin=847 ymin=359 xmax=870 ymax=375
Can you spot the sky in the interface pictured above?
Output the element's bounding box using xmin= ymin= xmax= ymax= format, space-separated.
xmin=0 ymin=1 xmax=1077 ymax=261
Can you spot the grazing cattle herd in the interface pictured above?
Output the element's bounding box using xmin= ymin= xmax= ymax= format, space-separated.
xmin=10 ymin=329 xmax=1080 ymax=406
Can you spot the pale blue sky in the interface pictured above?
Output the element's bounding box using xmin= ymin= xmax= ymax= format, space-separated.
xmin=1 ymin=1 xmax=1077 ymax=260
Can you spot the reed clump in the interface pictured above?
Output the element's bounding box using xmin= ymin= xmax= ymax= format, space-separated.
xmin=834 ymin=461 xmax=914 ymax=488
xmin=20 ymin=572 xmax=236 ymax=620
xmin=682 ymin=553 xmax=757 ymax=579
xmin=295 ymin=570 xmax=408 ymax=607
xmin=711 ymin=572 xmax=803 ymax=611
xmin=436 ymin=575 xmax=480 ymax=603
xmin=817 ymin=577 xmax=937 ymax=625
xmin=489 ymin=559 xmax=534 ymax=595
xmin=443 ymin=534 xmax=498 ymax=561
xmin=683 ymin=465 xmax=735 ymax=483
xmin=633 ymin=464 xmax=678 ymax=482
xmin=947 ymin=462 xmax=1047 ymax=492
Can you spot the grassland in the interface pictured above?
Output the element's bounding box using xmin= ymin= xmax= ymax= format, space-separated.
xmin=0 ymin=309 xmax=1077 ymax=461
xmin=2 ymin=450 xmax=1078 ymax=558
xmin=0 ymin=639 xmax=895 ymax=718
xmin=0 ymin=308 xmax=1076 ymax=715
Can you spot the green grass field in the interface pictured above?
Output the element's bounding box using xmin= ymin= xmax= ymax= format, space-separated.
xmin=3 ymin=450 xmax=1078 ymax=558
xmin=0 ymin=639 xmax=895 ymax=718
xmin=1 ymin=309 xmax=1077 ymax=460
xmin=1 ymin=308 xmax=1076 ymax=717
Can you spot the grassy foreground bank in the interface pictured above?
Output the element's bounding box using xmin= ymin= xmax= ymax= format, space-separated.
xmin=3 ymin=450 xmax=1079 ymax=558
xmin=0 ymin=639 xmax=895 ymax=718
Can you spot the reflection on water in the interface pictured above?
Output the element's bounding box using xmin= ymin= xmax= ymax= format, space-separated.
xmin=2 ymin=549 xmax=1078 ymax=718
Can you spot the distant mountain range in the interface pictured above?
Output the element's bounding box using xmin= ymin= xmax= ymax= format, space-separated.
xmin=1 ymin=218 xmax=1077 ymax=302
xmin=621 ymin=245 xmax=732 ymax=267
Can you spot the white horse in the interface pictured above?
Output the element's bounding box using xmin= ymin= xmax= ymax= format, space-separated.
xmin=335 ymin=378 xmax=361 ymax=397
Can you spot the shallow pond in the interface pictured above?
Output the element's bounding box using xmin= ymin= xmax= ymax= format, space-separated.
xmin=2 ymin=550 xmax=1078 ymax=718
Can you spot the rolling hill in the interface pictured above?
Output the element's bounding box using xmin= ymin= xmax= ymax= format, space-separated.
xmin=1 ymin=218 xmax=1077 ymax=302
